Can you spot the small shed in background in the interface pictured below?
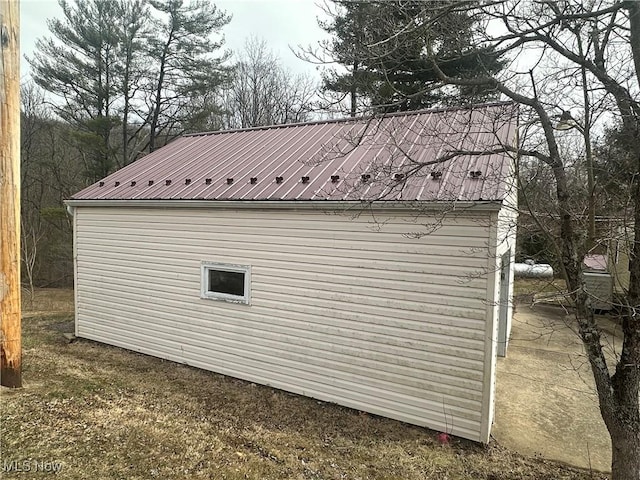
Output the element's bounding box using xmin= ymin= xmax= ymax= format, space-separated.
xmin=582 ymin=220 xmax=634 ymax=310
xmin=583 ymin=254 xmax=613 ymax=311
xmin=67 ymin=102 xmax=518 ymax=443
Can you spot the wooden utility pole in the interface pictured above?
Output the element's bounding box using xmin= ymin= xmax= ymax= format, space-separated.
xmin=0 ymin=0 xmax=21 ymax=388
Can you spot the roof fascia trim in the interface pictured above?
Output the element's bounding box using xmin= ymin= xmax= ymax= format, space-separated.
xmin=65 ymin=199 xmax=502 ymax=211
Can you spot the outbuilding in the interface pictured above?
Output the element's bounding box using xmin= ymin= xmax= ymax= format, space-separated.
xmin=67 ymin=102 xmax=518 ymax=443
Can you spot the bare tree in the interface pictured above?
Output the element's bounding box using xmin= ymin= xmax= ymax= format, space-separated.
xmin=20 ymin=83 xmax=85 ymax=290
xmin=220 ymin=37 xmax=317 ymax=129
xmin=20 ymin=84 xmax=48 ymax=302
xmin=320 ymin=1 xmax=639 ymax=477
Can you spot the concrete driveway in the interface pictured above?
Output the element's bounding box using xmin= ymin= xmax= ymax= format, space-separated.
xmin=492 ymin=303 xmax=621 ymax=473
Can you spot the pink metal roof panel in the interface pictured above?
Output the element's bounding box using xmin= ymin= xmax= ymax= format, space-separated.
xmin=584 ymin=254 xmax=608 ymax=271
xmin=72 ymin=102 xmax=518 ymax=203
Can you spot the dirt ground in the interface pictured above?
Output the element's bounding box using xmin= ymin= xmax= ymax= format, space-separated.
xmin=492 ymin=303 xmax=619 ymax=473
xmin=0 ymin=289 xmax=607 ymax=479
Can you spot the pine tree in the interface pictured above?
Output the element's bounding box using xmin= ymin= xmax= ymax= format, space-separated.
xmin=29 ymin=0 xmax=231 ymax=177
xmin=30 ymin=0 xmax=129 ymax=180
xmin=318 ymin=1 xmax=505 ymax=114
xmin=145 ymin=0 xmax=231 ymax=152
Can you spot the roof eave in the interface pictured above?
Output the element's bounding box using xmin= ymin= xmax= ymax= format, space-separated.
xmin=65 ymin=198 xmax=504 ymax=212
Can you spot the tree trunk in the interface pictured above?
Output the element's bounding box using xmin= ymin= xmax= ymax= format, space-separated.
xmin=350 ymin=60 xmax=358 ymax=118
xmin=626 ymin=1 xmax=640 ymax=88
xmin=610 ymin=425 xmax=640 ymax=479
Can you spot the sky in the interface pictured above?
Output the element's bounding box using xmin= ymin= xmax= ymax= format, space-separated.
xmin=19 ymin=0 xmax=329 ymax=82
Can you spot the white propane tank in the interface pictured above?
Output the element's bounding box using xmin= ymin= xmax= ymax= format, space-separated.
xmin=513 ymin=261 xmax=554 ymax=278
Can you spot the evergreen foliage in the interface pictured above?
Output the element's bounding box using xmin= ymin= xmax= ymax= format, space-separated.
xmin=318 ymin=1 xmax=505 ymax=113
xmin=29 ymin=0 xmax=230 ymax=178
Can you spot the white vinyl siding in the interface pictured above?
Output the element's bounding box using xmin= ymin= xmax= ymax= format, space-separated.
xmin=74 ymin=206 xmax=495 ymax=441
xmin=495 ymin=182 xmax=518 ymax=347
xmin=484 ymin=181 xmax=517 ymax=433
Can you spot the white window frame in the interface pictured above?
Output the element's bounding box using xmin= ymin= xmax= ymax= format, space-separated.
xmin=201 ymin=261 xmax=251 ymax=305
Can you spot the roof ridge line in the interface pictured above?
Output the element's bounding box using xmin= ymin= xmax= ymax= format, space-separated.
xmin=184 ymin=101 xmax=515 ymax=138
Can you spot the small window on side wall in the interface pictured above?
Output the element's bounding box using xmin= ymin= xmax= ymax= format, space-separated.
xmin=201 ymin=262 xmax=251 ymax=304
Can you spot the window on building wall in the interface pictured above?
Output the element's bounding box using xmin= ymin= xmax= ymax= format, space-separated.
xmin=201 ymin=262 xmax=251 ymax=304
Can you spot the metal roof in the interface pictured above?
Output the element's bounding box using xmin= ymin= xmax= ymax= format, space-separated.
xmin=72 ymin=102 xmax=517 ymax=203
xmin=584 ymin=254 xmax=608 ymax=272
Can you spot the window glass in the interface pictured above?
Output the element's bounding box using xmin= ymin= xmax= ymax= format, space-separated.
xmin=208 ymin=269 xmax=245 ymax=296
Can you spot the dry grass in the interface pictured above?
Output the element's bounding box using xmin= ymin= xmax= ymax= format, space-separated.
xmin=513 ymin=278 xmax=568 ymax=304
xmin=1 ymin=289 xmax=606 ymax=479
xmin=21 ymin=288 xmax=75 ymax=316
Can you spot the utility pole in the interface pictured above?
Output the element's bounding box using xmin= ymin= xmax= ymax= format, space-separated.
xmin=0 ymin=0 xmax=21 ymax=388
